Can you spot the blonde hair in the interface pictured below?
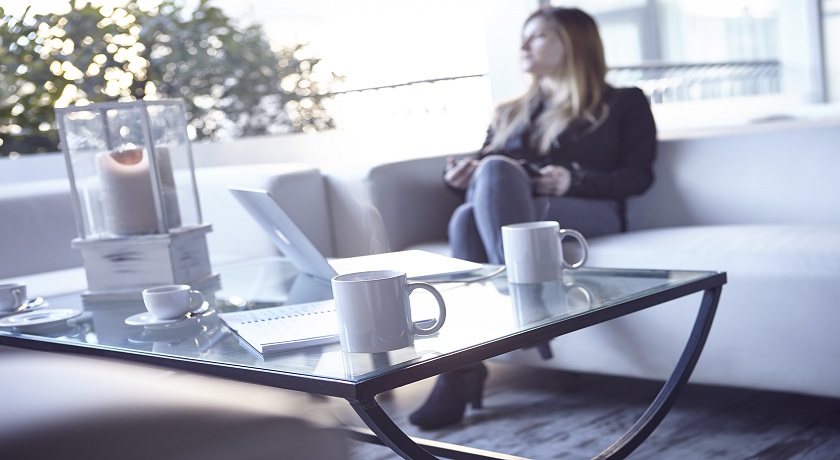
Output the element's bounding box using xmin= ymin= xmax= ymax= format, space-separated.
xmin=485 ymin=7 xmax=609 ymax=154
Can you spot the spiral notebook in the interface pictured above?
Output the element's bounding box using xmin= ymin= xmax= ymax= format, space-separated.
xmin=219 ymin=299 xmax=439 ymax=355
xmin=219 ymin=300 xmax=340 ymax=354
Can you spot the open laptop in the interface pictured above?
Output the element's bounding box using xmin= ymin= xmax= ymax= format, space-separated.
xmin=229 ymin=187 xmax=483 ymax=282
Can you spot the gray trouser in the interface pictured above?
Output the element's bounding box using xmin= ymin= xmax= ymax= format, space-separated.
xmin=448 ymin=156 xmax=622 ymax=264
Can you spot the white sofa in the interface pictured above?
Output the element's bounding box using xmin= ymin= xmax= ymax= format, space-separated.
xmin=2 ymin=118 xmax=839 ymax=402
xmin=347 ymin=119 xmax=840 ymax=400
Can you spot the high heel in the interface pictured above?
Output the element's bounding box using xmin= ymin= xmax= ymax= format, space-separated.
xmin=408 ymin=362 xmax=488 ymax=429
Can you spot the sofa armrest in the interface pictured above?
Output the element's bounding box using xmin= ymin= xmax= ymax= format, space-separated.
xmin=195 ymin=163 xmax=332 ymax=264
xmin=322 ymin=164 xmax=389 ymax=258
xmin=0 ymin=180 xmax=81 ymax=278
xmin=324 ymin=154 xmax=465 ymax=257
xmin=368 ymin=154 xmax=464 ymax=252
xmin=0 ymin=163 xmax=329 ymax=281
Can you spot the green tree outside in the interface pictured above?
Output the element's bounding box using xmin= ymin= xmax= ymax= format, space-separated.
xmin=0 ymin=0 xmax=337 ymax=157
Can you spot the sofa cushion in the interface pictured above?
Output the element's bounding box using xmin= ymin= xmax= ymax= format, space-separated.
xmin=586 ymin=224 xmax=840 ymax=275
xmin=627 ymin=121 xmax=840 ymax=230
xmin=412 ymin=224 xmax=840 ymax=398
xmin=501 ymin=224 xmax=840 ymax=398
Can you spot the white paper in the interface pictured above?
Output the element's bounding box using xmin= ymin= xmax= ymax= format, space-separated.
xmin=219 ymin=300 xmax=340 ymax=353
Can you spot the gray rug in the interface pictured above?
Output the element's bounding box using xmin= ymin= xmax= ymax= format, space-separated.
xmin=334 ymin=362 xmax=840 ymax=459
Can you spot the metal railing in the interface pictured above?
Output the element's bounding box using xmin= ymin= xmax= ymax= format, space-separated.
xmin=607 ymin=60 xmax=781 ymax=103
xmin=326 ymin=60 xmax=780 ymax=112
xmin=320 ymin=61 xmax=782 ymax=133
xmin=327 ymin=74 xmax=487 ymax=95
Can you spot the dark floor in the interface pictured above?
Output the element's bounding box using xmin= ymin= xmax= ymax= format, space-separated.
xmin=335 ymin=362 xmax=840 ymax=459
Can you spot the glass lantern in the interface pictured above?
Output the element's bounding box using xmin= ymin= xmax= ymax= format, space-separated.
xmin=55 ymin=100 xmax=216 ymax=300
xmin=56 ymin=100 xmax=201 ymax=238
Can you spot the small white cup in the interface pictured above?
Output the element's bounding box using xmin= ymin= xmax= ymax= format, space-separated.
xmin=141 ymin=285 xmax=205 ymax=320
xmin=0 ymin=283 xmax=26 ymax=312
xmin=331 ymin=270 xmax=446 ymax=353
xmin=502 ymin=221 xmax=588 ymax=284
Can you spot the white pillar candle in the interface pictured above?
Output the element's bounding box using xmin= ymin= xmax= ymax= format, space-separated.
xmin=98 ymin=148 xmax=159 ymax=236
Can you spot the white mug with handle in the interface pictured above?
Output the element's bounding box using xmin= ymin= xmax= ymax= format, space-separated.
xmin=331 ymin=270 xmax=446 ymax=353
xmin=502 ymin=221 xmax=589 ymax=284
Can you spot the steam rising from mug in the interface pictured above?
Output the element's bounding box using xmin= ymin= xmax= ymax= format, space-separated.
xmin=333 ymin=180 xmax=390 ymax=255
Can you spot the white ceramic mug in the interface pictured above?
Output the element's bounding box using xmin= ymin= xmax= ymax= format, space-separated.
xmin=502 ymin=221 xmax=588 ymax=284
xmin=331 ymin=270 xmax=446 ymax=353
xmin=141 ymin=285 xmax=205 ymax=320
xmin=0 ymin=283 xmax=26 ymax=312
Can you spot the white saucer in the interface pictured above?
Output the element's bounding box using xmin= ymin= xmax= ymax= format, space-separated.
xmin=125 ymin=302 xmax=213 ymax=329
xmin=0 ymin=308 xmax=83 ymax=329
xmin=0 ymin=298 xmax=48 ymax=318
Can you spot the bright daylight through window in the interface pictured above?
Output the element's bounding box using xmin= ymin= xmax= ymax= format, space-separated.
xmin=1 ymin=0 xmax=838 ymax=158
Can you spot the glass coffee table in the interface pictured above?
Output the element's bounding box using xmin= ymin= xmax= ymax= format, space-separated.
xmin=0 ymin=257 xmax=725 ymax=460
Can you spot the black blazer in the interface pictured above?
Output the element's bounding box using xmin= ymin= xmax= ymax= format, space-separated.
xmin=481 ymin=86 xmax=657 ymax=201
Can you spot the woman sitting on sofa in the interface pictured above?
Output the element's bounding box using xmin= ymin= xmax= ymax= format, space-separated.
xmin=409 ymin=6 xmax=658 ymax=429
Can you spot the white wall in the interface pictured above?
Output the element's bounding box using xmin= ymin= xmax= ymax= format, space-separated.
xmin=4 ymin=104 xmax=840 ymax=186
xmin=824 ymin=6 xmax=840 ymax=102
xmin=0 ymin=128 xmax=478 ymax=185
xmin=778 ymin=0 xmax=827 ymax=103
xmin=483 ymin=1 xmax=535 ymax=104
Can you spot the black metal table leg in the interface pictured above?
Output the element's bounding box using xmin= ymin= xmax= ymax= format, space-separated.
xmin=349 ymin=397 xmax=439 ymax=460
xmin=593 ymin=286 xmax=722 ymax=459
xmin=348 ymin=286 xmax=721 ymax=460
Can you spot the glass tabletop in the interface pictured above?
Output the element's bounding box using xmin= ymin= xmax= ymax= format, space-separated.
xmin=0 ymin=257 xmax=722 ymax=388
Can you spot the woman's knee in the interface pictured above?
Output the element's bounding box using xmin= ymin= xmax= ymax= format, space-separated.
xmin=474 ymin=155 xmax=528 ymax=181
xmin=448 ymin=203 xmax=488 ymax=262
xmin=448 ymin=203 xmax=476 ymax=236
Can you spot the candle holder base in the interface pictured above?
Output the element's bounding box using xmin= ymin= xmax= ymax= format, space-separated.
xmin=72 ymin=224 xmax=217 ymax=302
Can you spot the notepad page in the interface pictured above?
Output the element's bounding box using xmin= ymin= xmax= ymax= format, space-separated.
xmin=219 ymin=300 xmax=339 ymax=353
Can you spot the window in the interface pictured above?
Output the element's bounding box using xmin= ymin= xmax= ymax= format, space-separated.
xmin=550 ymin=0 xmax=838 ymax=129
xmin=825 ymin=0 xmax=840 ymax=100
xmin=2 ymin=0 xmax=837 ymax=159
xmin=0 ymin=0 xmax=498 ymax=157
xmin=220 ymin=0 xmax=495 ymax=154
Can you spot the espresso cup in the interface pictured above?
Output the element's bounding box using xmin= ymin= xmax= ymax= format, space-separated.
xmin=331 ymin=270 xmax=446 ymax=353
xmin=141 ymin=285 xmax=205 ymax=320
xmin=0 ymin=283 xmax=26 ymax=312
xmin=502 ymin=221 xmax=588 ymax=284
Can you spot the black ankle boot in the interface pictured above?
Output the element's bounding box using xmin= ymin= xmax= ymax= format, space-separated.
xmin=408 ymin=362 xmax=488 ymax=429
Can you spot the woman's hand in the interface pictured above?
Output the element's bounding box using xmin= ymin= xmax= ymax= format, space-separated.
xmin=444 ymin=157 xmax=479 ymax=190
xmin=533 ymin=165 xmax=572 ymax=196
